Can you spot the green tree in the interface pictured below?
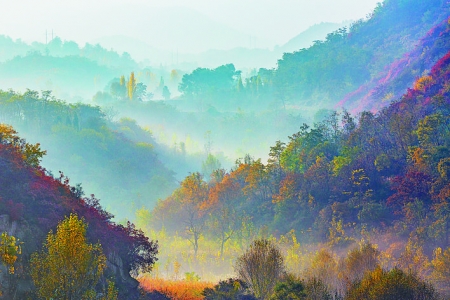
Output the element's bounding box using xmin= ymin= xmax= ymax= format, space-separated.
xmin=202 ymin=153 xmax=222 ymax=180
xmin=162 ymin=85 xmax=171 ymax=100
xmin=30 ymin=214 xmax=107 ymax=300
xmin=270 ymin=274 xmax=306 ymax=300
xmin=134 ymin=82 xmax=147 ymax=101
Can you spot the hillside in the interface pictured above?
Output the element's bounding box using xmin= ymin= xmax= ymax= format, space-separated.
xmin=279 ymin=21 xmax=351 ymax=54
xmin=0 ymin=125 xmax=157 ymax=298
xmin=0 ymin=90 xmax=199 ymax=221
xmin=250 ymin=0 xmax=449 ymax=110
xmin=339 ymin=16 xmax=450 ymax=112
xmin=148 ymin=14 xmax=450 ymax=296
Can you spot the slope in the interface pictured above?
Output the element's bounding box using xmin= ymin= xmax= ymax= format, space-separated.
xmin=0 ymin=125 xmax=157 ymax=298
xmin=269 ymin=0 xmax=449 ymax=109
xmin=0 ymin=90 xmax=182 ymax=221
xmin=149 ymin=19 xmax=450 ymax=293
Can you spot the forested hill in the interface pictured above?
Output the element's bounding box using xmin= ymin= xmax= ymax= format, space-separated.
xmin=0 ymin=37 xmax=138 ymax=99
xmin=0 ymin=125 xmax=157 ymax=298
xmin=150 ymin=17 xmax=450 ymax=294
xmin=339 ymin=11 xmax=450 ymax=112
xmin=0 ymin=90 xmax=200 ymax=221
xmin=271 ymin=0 xmax=449 ymax=110
xmin=176 ymin=0 xmax=449 ymax=114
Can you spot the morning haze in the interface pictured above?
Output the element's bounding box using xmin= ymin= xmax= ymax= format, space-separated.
xmin=1 ymin=0 xmax=450 ymax=298
xmin=2 ymin=0 xmax=380 ymax=55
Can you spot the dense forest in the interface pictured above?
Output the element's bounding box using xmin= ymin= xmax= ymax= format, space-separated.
xmin=140 ymin=1 xmax=450 ymax=299
xmin=0 ymin=0 xmax=449 ymax=299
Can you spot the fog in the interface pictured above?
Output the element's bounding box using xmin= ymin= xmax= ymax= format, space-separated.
xmin=2 ymin=0 xmax=379 ymax=63
xmin=2 ymin=0 xmax=450 ymax=296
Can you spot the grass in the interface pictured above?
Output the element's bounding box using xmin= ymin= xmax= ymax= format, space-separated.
xmin=139 ymin=275 xmax=214 ymax=300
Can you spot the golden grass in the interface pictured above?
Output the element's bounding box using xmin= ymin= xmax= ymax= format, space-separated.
xmin=139 ymin=276 xmax=214 ymax=300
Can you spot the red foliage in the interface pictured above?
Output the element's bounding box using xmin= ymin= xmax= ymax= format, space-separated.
xmin=431 ymin=50 xmax=450 ymax=77
xmin=387 ymin=171 xmax=432 ymax=212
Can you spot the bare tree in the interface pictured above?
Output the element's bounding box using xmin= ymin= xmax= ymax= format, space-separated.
xmin=235 ymin=239 xmax=285 ymax=300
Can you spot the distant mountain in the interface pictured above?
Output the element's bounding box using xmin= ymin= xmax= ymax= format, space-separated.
xmin=278 ymin=21 xmax=352 ymax=54
xmin=183 ymin=47 xmax=277 ymax=70
xmin=186 ymin=22 xmax=352 ymax=70
xmin=91 ymin=35 xmax=167 ymax=64
xmin=91 ymin=5 xmax=272 ymax=54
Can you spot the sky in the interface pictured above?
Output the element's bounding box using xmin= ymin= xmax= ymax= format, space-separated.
xmin=0 ymin=0 xmax=381 ymax=51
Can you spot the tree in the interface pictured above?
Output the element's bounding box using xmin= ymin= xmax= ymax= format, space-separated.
xmin=202 ymin=153 xmax=222 ymax=180
xmin=30 ymin=213 xmax=107 ymax=300
xmin=304 ymin=278 xmax=333 ymax=300
xmin=235 ymin=239 xmax=285 ymax=300
xmin=127 ymin=72 xmax=136 ymax=100
xmin=431 ymin=246 xmax=450 ymax=294
xmin=178 ymin=64 xmax=240 ymax=99
xmin=0 ymin=124 xmax=46 ymax=167
xmin=208 ymin=173 xmax=242 ymax=257
xmin=0 ymin=232 xmax=21 ymax=297
xmin=179 ymin=172 xmax=209 ymax=258
xmin=304 ymin=249 xmax=338 ymax=294
xmin=0 ymin=232 xmax=20 ymax=273
xmin=270 ymin=274 xmax=306 ymax=300
xmin=162 ymin=86 xmax=171 ymax=100
xmin=343 ymin=243 xmax=380 ymax=283
xmin=134 ymin=82 xmax=148 ymax=101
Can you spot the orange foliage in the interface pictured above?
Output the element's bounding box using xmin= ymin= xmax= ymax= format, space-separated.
xmin=207 ymin=174 xmax=241 ymax=208
xmin=139 ymin=276 xmax=213 ymax=300
xmin=413 ymin=75 xmax=433 ymax=91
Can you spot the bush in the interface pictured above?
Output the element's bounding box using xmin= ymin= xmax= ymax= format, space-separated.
xmin=270 ymin=274 xmax=306 ymax=300
xmin=202 ymin=278 xmax=257 ymax=300
xmin=346 ymin=267 xmax=438 ymax=300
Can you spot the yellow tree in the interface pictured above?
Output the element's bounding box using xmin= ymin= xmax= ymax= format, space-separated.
xmin=0 ymin=232 xmax=21 ymax=297
xmin=127 ymin=72 xmax=136 ymax=100
xmin=431 ymin=247 xmax=450 ymax=294
xmin=30 ymin=214 xmax=107 ymax=300
xmin=0 ymin=232 xmax=20 ymax=274
xmin=0 ymin=124 xmax=46 ymax=167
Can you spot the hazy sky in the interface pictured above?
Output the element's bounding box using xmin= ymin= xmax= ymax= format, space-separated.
xmin=0 ymin=0 xmax=381 ymax=51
